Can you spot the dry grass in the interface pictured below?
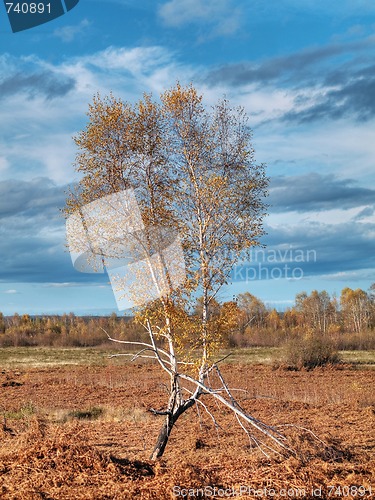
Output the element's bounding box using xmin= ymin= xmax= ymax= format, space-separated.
xmin=0 ymin=347 xmax=113 ymax=368
xmin=0 ymin=360 xmax=374 ymax=499
xmin=0 ymin=415 xmax=373 ymax=499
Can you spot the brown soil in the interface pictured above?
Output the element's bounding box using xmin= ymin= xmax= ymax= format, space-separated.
xmin=0 ymin=363 xmax=374 ymax=499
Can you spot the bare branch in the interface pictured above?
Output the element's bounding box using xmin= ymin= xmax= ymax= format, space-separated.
xmin=277 ymin=424 xmax=329 ymax=448
xmin=109 ymin=350 xmax=172 ymax=365
xmin=178 ymin=372 xmax=292 ymax=453
xmin=214 ymin=352 xmax=233 ymax=365
xmin=146 ymin=320 xmax=173 ymax=376
xmin=101 ymin=326 xmax=172 ymax=362
xmin=148 ymin=408 xmax=172 ymax=416
xmin=194 ymin=398 xmax=223 ymax=431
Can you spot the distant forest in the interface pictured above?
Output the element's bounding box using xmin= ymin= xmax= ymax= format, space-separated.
xmin=1 ymin=285 xmax=374 ymax=350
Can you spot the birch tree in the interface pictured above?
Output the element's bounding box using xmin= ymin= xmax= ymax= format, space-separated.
xmin=65 ymin=84 xmax=291 ymax=460
xmin=237 ymin=292 xmax=267 ymax=332
xmin=295 ymin=290 xmax=336 ymax=334
xmin=340 ymin=287 xmax=371 ymax=333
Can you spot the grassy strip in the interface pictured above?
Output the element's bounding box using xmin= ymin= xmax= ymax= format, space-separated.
xmin=340 ymin=350 xmax=375 ymax=365
xmin=0 ymin=347 xmax=114 ymax=368
xmin=0 ymin=346 xmax=374 ymax=368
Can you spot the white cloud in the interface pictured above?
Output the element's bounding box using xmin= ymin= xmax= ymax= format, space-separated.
xmin=319 ymin=269 xmax=375 ymax=282
xmin=233 ymin=86 xmax=297 ymax=125
xmin=158 ymin=0 xmax=241 ymax=35
xmin=268 ymin=206 xmax=374 ymax=229
xmin=84 ymin=45 xmax=173 ymax=73
xmin=0 ymin=156 xmax=9 ymax=174
xmin=3 ymin=289 xmax=18 ymax=294
xmin=0 ymin=47 xmax=198 ymax=185
xmin=2 ymin=43 xmax=375 ymax=193
xmin=1 ymin=40 xmax=374 ymax=302
xmin=252 ymin=117 xmax=375 ymax=185
xmin=42 ymin=282 xmax=108 ymax=288
xmin=53 ymin=19 xmax=91 ymax=43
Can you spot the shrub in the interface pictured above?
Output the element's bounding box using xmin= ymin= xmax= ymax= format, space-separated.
xmin=333 ymin=330 xmax=375 ymax=351
xmin=281 ymin=334 xmax=341 ymax=370
xmin=3 ymin=403 xmax=36 ymax=420
xmin=65 ymin=407 xmax=104 ymax=421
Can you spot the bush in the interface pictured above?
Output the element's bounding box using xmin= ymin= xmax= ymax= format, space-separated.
xmin=281 ymin=334 xmax=341 ymax=370
xmin=65 ymin=407 xmax=104 ymax=421
xmin=333 ymin=330 xmax=375 ymax=351
xmin=227 ymin=328 xmax=287 ymax=348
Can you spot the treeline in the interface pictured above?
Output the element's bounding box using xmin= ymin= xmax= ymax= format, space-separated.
xmin=230 ymin=286 xmax=375 ymax=350
xmin=0 ymin=285 xmax=374 ymax=350
xmin=0 ymin=313 xmax=145 ymax=349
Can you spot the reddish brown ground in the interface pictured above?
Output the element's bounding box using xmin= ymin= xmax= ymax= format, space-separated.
xmin=0 ymin=362 xmax=374 ymax=499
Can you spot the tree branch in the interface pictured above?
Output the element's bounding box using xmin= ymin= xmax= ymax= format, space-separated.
xmin=148 ymin=407 xmax=172 ymax=416
xmin=178 ymin=372 xmax=292 ymax=454
xmin=146 ymin=319 xmax=174 ymax=376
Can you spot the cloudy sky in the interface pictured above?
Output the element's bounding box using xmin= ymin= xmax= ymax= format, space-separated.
xmin=1 ymin=0 xmax=375 ymax=314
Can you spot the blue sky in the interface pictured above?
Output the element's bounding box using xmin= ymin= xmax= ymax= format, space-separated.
xmin=1 ymin=0 xmax=375 ymax=314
